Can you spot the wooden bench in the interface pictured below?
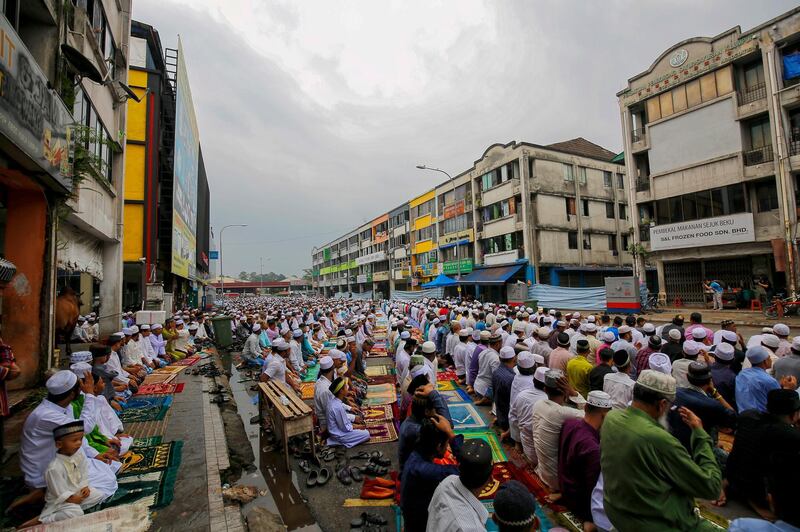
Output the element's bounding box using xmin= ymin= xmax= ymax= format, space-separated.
xmin=258 ymin=380 xmax=316 ymax=471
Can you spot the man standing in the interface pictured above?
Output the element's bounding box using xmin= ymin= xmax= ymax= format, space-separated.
xmin=634 ymin=335 xmax=662 ymax=374
xmin=548 ymin=333 xmax=573 ymax=372
xmin=600 ymin=370 xmax=722 ymax=531
xmin=558 ymin=391 xmax=612 ymax=529
xmin=704 ymin=279 xmax=724 ymax=310
xmin=603 ymin=350 xmax=635 ymax=410
xmin=492 ymin=346 xmax=517 ymax=439
xmin=565 ymin=340 xmax=593 ymax=399
xmin=474 ymin=334 xmax=501 ymax=406
xmin=515 ymin=367 xmax=548 ymax=462
xmin=589 ymin=348 xmax=614 ymax=392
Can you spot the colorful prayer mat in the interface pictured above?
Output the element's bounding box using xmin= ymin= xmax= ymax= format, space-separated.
xmin=437 ymin=369 xmax=459 ymax=382
xmin=718 ymin=432 xmax=734 ymax=454
xmin=439 ymin=388 xmax=472 ymax=404
xmin=455 ymin=428 xmax=507 ymax=463
xmin=365 ymin=421 xmax=398 ymax=444
xmin=100 ymin=469 xmax=179 ymax=510
xmin=365 ymin=365 xmax=389 ymax=377
xmin=153 ymin=365 xmax=186 ymax=374
xmin=436 ymin=380 xmax=458 ymax=391
xmin=364 ymin=394 xmax=397 ymax=406
xmin=299 ymin=382 xmax=315 ymax=400
xmin=478 ymin=462 xmax=515 ymax=500
xmin=503 ymin=461 xmax=567 ymax=513
xmin=132 ymin=435 xmax=163 ymax=448
xmin=134 ymin=382 xmax=185 ymax=396
xmin=48 ymin=499 xmax=153 ymax=531
xmin=367 ymin=383 xmax=394 ymax=395
xmin=170 ymin=355 xmax=200 ymax=366
xmin=120 ymin=441 xmax=183 ymax=476
xmin=448 ymin=402 xmax=487 ymax=430
xmin=362 ymin=404 xmax=394 ymax=423
xmin=366 ymin=375 xmax=396 ymax=385
xmin=119 ymin=396 xmax=173 ymax=424
xmin=142 ymin=372 xmax=176 ymax=385
xmin=302 ymin=364 xmax=320 ymax=383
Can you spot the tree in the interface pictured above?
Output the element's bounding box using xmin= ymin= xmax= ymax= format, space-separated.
xmin=302 ymin=268 xmax=313 ymax=281
xmin=238 ymin=271 xmax=249 ymax=280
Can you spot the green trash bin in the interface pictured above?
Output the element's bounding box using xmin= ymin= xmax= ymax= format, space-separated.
xmin=210 ymin=316 xmax=233 ymax=348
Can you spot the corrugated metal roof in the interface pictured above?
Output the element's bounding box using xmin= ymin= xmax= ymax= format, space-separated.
xmin=458 ymin=263 xmax=525 ymax=285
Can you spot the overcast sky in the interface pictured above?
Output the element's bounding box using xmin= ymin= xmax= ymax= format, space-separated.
xmin=132 ymin=0 xmax=796 ymax=278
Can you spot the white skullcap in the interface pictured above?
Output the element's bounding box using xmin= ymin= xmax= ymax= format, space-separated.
xmin=534 ymin=366 xmax=548 ymax=383
xmin=421 ymin=341 xmax=436 ymax=354
xmin=69 ymin=351 xmax=92 ymax=364
xmin=587 ymin=390 xmax=613 ymax=409
xmin=46 ymin=370 xmax=77 ymax=395
xmin=292 ymin=329 xmax=304 ymax=338
xmin=252 ymin=323 xmax=262 ymax=332
xmin=70 ymin=362 xmax=92 ymax=379
xmin=400 ymin=331 xmax=410 ymax=339
xmin=188 ymin=323 xmax=198 ymax=331
xmin=603 ymin=331 xmax=616 ymax=343
xmin=792 ymin=336 xmax=800 ymax=352
xmin=587 ymin=315 xmax=596 ymax=323
xmin=532 ymin=353 xmax=545 ymax=365
xmin=499 ymin=346 xmax=516 ymax=360
xmin=637 ymin=370 xmax=677 ymax=401
xmin=273 ymin=339 xmax=289 ymax=351
xmin=517 ymin=351 xmax=535 ymax=369
xmin=175 ymin=319 xmax=184 ymax=325
xmin=140 ymin=324 xmax=151 ymax=330
xmin=642 ymin=323 xmax=656 ymax=333
xmin=410 ymin=365 xmax=427 ymax=378
xmin=761 ymin=334 xmax=780 ymax=349
xmin=668 ymin=329 xmax=682 ymax=341
xmin=618 ymin=325 xmax=632 ymax=335
xmin=122 ymin=327 xmax=133 ymax=335
xmin=691 ymin=328 xmax=707 ymax=340
xmin=714 ymin=343 xmax=734 ymax=361
xmin=585 ymin=323 xmax=597 ymax=333
xmin=683 ymin=341 xmax=700 ymax=356
xmin=773 ymin=323 xmax=790 ymax=336
xmin=721 ymin=330 xmax=737 ymax=343
xmin=319 ymin=356 xmax=334 ymax=370
xmin=762 ymin=327 xmax=774 ymax=334
xmin=152 ymin=323 xmax=163 ymax=329
xmin=648 ymin=353 xmax=672 ymax=375
xmin=537 ymin=327 xmax=551 ymax=339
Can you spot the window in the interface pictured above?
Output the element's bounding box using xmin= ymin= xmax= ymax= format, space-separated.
xmin=621 ymin=234 xmax=629 ymax=251
xmin=749 ymin=117 xmax=771 ymax=150
xmin=415 ymin=226 xmax=434 ymax=242
xmin=755 ymin=179 xmax=779 ymax=212
xmin=608 ymin=235 xmax=618 ymax=252
xmin=568 ymin=231 xmax=578 ymax=249
xmin=603 ymin=171 xmax=612 ymax=188
xmin=72 ymin=88 xmax=114 ymax=181
xmin=581 ymin=199 xmax=589 ymax=217
xmin=565 ymin=197 xmax=576 ymax=216
xmin=577 ymin=166 xmax=587 ymax=185
xmin=563 ymin=164 xmax=574 ymax=181
xmin=483 ymin=232 xmax=521 ymax=255
xmin=605 ymin=202 xmax=615 ymax=219
xmin=655 ymin=184 xmax=747 ymax=224
xmin=617 ymin=174 xmax=625 ymax=189
xmin=619 ymin=204 xmax=627 ymax=220
xmin=480 ymin=163 xmax=513 ymax=191
xmin=644 ymin=66 xmax=732 ymax=121
xmin=440 ymin=213 xmax=470 ymax=235
xmin=583 ymin=233 xmax=592 ymax=250
xmin=483 ymin=199 xmax=516 ymax=222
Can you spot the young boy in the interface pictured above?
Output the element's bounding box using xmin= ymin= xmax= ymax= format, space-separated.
xmin=37 ymin=420 xmax=109 ymax=523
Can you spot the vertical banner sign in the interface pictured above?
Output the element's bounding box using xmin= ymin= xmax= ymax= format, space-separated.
xmin=171 ymin=38 xmax=200 ymax=280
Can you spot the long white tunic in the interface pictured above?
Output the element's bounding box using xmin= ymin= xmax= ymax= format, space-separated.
xmin=452 ymin=342 xmax=469 ymax=376
xmin=474 ymin=348 xmax=500 ymax=396
xmin=121 ymin=339 xmax=143 ymax=367
xmin=513 ymin=387 xmax=547 ymax=455
xmin=21 ymin=398 xmax=117 ymax=495
xmin=39 ymin=452 xmax=108 ymax=523
xmin=426 ymin=475 xmax=489 ymax=532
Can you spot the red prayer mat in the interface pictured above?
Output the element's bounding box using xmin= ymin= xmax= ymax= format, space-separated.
xmin=364 ymin=422 xmax=398 ymax=444
xmin=437 ymin=369 xmax=458 ymax=382
xmin=362 ymin=404 xmax=394 ymax=423
xmin=504 ymin=461 xmax=567 ymax=513
xmin=135 ymin=383 xmax=185 ymax=396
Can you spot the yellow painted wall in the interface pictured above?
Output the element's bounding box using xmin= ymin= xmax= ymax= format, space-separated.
xmin=409 ymin=190 xmax=435 ymax=208
xmin=123 ymin=204 xmax=144 ymax=261
xmin=124 ymin=144 xmax=145 ymax=200
xmin=414 ymin=214 xmax=433 ymax=231
xmin=128 ymin=69 xmax=148 ymax=89
xmin=126 ymin=86 xmax=148 ymax=142
xmin=413 ymin=240 xmax=433 ymax=254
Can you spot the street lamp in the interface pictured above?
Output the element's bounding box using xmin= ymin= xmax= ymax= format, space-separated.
xmin=219 ymin=224 xmax=248 ymax=300
xmin=416 ymin=164 xmax=462 ymax=292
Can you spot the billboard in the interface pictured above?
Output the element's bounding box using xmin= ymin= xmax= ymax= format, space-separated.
xmin=171 ymin=38 xmax=200 ymax=279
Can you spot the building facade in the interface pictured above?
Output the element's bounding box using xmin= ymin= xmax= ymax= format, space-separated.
xmin=0 ymin=0 xmax=132 ymax=386
xmin=312 ymin=137 xmax=632 ymax=301
xmin=123 ymin=21 xmax=211 ymax=313
xmin=619 ymin=7 xmax=800 ymax=305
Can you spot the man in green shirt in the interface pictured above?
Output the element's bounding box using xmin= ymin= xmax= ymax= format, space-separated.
xmin=600 ymin=370 xmax=722 ymax=531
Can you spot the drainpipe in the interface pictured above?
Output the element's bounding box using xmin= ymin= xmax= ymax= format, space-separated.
xmin=767 ymin=47 xmax=797 ymax=296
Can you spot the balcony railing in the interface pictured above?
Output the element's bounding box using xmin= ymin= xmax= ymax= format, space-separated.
xmin=738 ymin=82 xmax=767 ymax=105
xmin=743 ymin=144 xmax=774 ymax=166
xmin=639 ymin=227 xmax=651 ymax=242
xmin=631 ymin=128 xmax=646 ymax=143
xmin=635 ymin=178 xmax=650 ymax=192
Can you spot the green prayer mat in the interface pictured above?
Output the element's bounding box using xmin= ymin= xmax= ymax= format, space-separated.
xmin=120 ymin=441 xmax=183 ymax=476
xmin=132 ymin=435 xmax=163 ymax=448
xmin=97 ymin=468 xmax=179 ymax=510
xmin=302 ymin=364 xmax=320 ymax=382
xmin=454 ymin=428 xmax=508 ymax=463
xmin=119 ymin=396 xmax=173 ymax=423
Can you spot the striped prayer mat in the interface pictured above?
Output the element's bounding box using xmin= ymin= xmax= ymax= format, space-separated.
xmin=365 ymin=421 xmax=398 ymax=444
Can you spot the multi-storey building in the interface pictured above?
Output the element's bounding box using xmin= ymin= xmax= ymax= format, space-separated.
xmin=122 ymin=20 xmax=211 ymax=312
xmin=312 ymin=137 xmax=632 ymax=301
xmin=619 ymin=7 xmax=800 ymax=305
xmin=0 ymin=0 xmax=132 ymax=386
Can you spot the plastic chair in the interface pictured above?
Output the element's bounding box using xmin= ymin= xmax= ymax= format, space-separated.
xmin=750 ymin=299 xmax=762 ymax=311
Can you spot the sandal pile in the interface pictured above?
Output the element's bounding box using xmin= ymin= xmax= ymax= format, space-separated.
xmin=350 ymin=511 xmax=388 ymax=531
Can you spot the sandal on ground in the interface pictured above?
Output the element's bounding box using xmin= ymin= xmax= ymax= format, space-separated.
xmin=363 ymin=463 xmax=388 ymax=476
xmin=337 ymin=466 xmax=352 ymax=485
xmin=298 ymin=460 xmax=311 ymax=473
xmin=316 ymin=467 xmax=331 ymax=486
xmin=348 ymin=466 xmax=363 ymax=482
xmin=306 ymin=469 xmax=318 ymax=487
xmin=369 ymin=456 xmax=391 ymax=467
xmin=351 ymin=451 xmax=371 ymax=460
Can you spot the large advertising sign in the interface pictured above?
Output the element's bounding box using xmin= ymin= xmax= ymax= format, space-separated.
xmin=649 ymin=212 xmax=755 ymax=251
xmin=171 ymin=39 xmax=200 ymax=280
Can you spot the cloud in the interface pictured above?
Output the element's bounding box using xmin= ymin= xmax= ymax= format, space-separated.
xmin=132 ymin=0 xmax=795 ymax=277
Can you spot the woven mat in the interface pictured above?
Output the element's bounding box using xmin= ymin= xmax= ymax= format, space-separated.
xmin=448 ymin=402 xmax=487 ymax=430
xmin=367 ymin=375 xmax=396 ymax=385
xmin=119 ymin=396 xmax=173 ymax=424
xmin=439 ymin=388 xmax=472 ymax=404
xmin=436 ymin=380 xmax=458 ymax=391
xmin=299 ymin=382 xmax=315 ymax=400
xmin=142 ymin=372 xmax=176 ymax=385
xmin=302 ymin=365 xmax=320 ymax=382
xmin=170 ymin=356 xmax=200 ymax=366
xmin=365 ymin=365 xmax=389 ymax=377
xmin=120 ymin=441 xmax=183 ymax=476
xmin=135 ymin=383 xmax=185 ymax=395
xmin=365 ymin=421 xmax=398 ymax=444
xmin=23 ymin=500 xmax=152 ymax=531
xmin=362 ymin=404 xmax=394 ymax=423
xmin=132 ymin=435 xmax=163 ymax=447
xmin=343 ymin=498 xmax=394 ymax=507
xmin=153 ymin=366 xmax=186 ymax=374
xmin=99 ymin=469 xmax=179 ymax=510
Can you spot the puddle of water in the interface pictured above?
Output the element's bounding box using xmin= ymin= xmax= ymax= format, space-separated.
xmin=228 ymin=362 xmax=319 ymax=531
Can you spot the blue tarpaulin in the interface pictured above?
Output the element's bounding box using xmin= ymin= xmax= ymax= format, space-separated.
xmin=528 ymin=284 xmax=607 ymax=311
xmin=784 ymin=52 xmax=800 ymax=80
xmin=422 ymin=274 xmax=459 ymax=288
xmin=459 ymin=263 xmax=525 ymax=285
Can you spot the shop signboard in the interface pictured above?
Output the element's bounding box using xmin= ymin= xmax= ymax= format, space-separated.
xmin=355 ymin=250 xmax=386 ymax=266
xmin=438 ymin=229 xmax=473 ymax=248
xmin=443 ymin=259 xmax=474 ymax=275
xmin=0 ymin=15 xmax=72 ymax=190
xmin=649 ymin=212 xmax=755 ymax=251
xmin=443 ymin=200 xmax=466 ymax=220
xmin=356 ymin=274 xmax=372 ymax=284
xmin=373 ymin=271 xmax=389 ymax=282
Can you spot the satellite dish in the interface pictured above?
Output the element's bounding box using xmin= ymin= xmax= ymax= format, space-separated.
xmin=60 ymin=43 xmax=103 ymax=84
xmin=116 ymin=81 xmax=142 ymax=103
